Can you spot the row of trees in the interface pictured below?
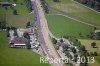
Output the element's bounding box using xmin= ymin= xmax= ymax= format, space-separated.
xmin=41 ymin=0 xmax=49 ymax=13
xmin=24 ymin=0 xmax=33 ymax=12
xmin=87 ymin=31 xmax=100 ymax=40
xmin=78 ymin=28 xmax=100 ymax=40
xmin=7 ymin=0 xmax=18 ymax=3
xmin=75 ymin=0 xmax=100 ymax=11
xmin=0 ymin=21 xmax=6 ymax=29
xmin=26 ymin=22 xmax=31 ymax=28
xmin=6 ymin=27 xmax=17 ymax=37
xmin=53 ymin=0 xmax=60 ymax=2
xmin=23 ymin=32 xmax=31 ymax=49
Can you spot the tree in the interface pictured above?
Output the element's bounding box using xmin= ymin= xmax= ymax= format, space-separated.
xmin=63 ymin=45 xmax=69 ymax=53
xmin=23 ymin=32 xmax=30 ymax=39
xmin=26 ymin=22 xmax=31 ymax=28
xmin=7 ymin=0 xmax=10 ymax=1
xmin=11 ymin=27 xmax=17 ymax=30
xmin=41 ymin=0 xmax=49 ymax=13
xmin=81 ymin=0 xmax=88 ymax=4
xmin=53 ymin=0 xmax=60 ymax=2
xmin=13 ymin=0 xmax=18 ymax=3
xmin=94 ymin=27 xmax=97 ymax=30
xmin=55 ymin=45 xmax=59 ymax=50
xmin=4 ymin=6 xmax=8 ymax=10
xmin=52 ymin=38 xmax=57 ymax=44
xmin=75 ymin=0 xmax=100 ymax=11
xmin=94 ymin=51 xmax=98 ymax=56
xmin=90 ymin=52 xmax=94 ymax=56
xmin=86 ymin=52 xmax=90 ymax=56
xmin=74 ymin=54 xmax=78 ymax=62
xmin=60 ymin=39 xmax=63 ymax=43
xmin=80 ymin=45 xmax=86 ymax=51
xmin=6 ymin=27 xmax=11 ymax=31
xmin=13 ymin=10 xmax=18 ymax=15
xmin=91 ymin=42 xmax=96 ymax=48
xmin=88 ymin=32 xmax=94 ymax=39
xmin=7 ymin=31 xmax=10 ymax=37
xmin=71 ymin=47 xmax=77 ymax=53
xmin=14 ymin=29 xmax=18 ymax=36
xmin=10 ymin=6 xmax=15 ymax=10
xmin=0 ymin=21 xmax=6 ymax=29
xmin=79 ymin=32 xmax=82 ymax=37
xmin=24 ymin=0 xmax=33 ymax=12
xmin=26 ymin=42 xmax=31 ymax=49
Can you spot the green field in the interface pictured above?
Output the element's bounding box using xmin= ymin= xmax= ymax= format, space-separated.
xmin=79 ymin=39 xmax=100 ymax=66
xmin=79 ymin=39 xmax=100 ymax=53
xmin=96 ymin=53 xmax=100 ymax=64
xmin=45 ymin=0 xmax=100 ymax=27
xmin=0 ymin=0 xmax=34 ymax=28
xmin=0 ymin=30 xmax=50 ymax=66
xmin=46 ymin=15 xmax=94 ymax=38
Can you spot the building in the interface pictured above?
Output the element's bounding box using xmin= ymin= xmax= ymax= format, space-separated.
xmin=0 ymin=2 xmax=12 ymax=6
xmin=10 ymin=37 xmax=28 ymax=48
xmin=0 ymin=2 xmax=16 ymax=7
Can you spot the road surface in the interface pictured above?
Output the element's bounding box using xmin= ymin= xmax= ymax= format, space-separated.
xmin=31 ymin=0 xmax=65 ymax=66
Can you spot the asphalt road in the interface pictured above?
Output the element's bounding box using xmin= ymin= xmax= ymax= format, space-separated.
xmin=31 ymin=0 xmax=65 ymax=66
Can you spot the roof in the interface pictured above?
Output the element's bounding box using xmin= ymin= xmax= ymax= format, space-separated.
xmin=95 ymin=30 xmax=100 ymax=33
xmin=11 ymin=37 xmax=27 ymax=44
xmin=0 ymin=2 xmax=12 ymax=4
xmin=14 ymin=44 xmax=26 ymax=46
xmin=0 ymin=2 xmax=12 ymax=6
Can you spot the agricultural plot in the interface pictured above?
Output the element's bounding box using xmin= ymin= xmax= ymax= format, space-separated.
xmin=79 ymin=39 xmax=100 ymax=66
xmin=46 ymin=15 xmax=94 ymax=38
xmin=0 ymin=0 xmax=34 ymax=28
xmin=45 ymin=0 xmax=100 ymax=66
xmin=79 ymin=39 xmax=100 ymax=53
xmin=45 ymin=0 xmax=100 ymax=27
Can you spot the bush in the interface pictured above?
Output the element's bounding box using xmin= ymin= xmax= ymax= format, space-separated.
xmin=51 ymin=38 xmax=57 ymax=44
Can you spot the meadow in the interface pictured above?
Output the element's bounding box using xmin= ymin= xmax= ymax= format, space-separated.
xmin=0 ymin=0 xmax=34 ymax=28
xmin=46 ymin=15 xmax=94 ymax=38
xmin=45 ymin=0 xmax=100 ymax=27
xmin=0 ymin=30 xmax=50 ymax=66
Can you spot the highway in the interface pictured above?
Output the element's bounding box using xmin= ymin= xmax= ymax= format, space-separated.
xmin=31 ymin=0 xmax=65 ymax=66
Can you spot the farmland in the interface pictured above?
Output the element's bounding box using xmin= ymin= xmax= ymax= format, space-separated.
xmin=79 ymin=39 xmax=100 ymax=66
xmin=45 ymin=0 xmax=100 ymax=65
xmin=46 ymin=14 xmax=94 ymax=38
xmin=45 ymin=0 xmax=100 ymax=27
xmin=0 ymin=0 xmax=34 ymax=28
xmin=79 ymin=39 xmax=100 ymax=53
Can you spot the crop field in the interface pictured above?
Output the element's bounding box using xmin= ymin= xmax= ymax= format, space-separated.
xmin=0 ymin=0 xmax=34 ymax=28
xmin=46 ymin=15 xmax=94 ymax=38
xmin=0 ymin=30 xmax=50 ymax=66
xmin=45 ymin=0 xmax=100 ymax=27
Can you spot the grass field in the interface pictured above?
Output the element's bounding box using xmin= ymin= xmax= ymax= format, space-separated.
xmin=0 ymin=0 xmax=34 ymax=28
xmin=45 ymin=0 xmax=100 ymax=27
xmin=95 ymin=53 xmax=100 ymax=64
xmin=79 ymin=39 xmax=100 ymax=53
xmin=79 ymin=39 xmax=100 ymax=66
xmin=46 ymin=15 xmax=94 ymax=38
xmin=0 ymin=30 xmax=50 ymax=66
